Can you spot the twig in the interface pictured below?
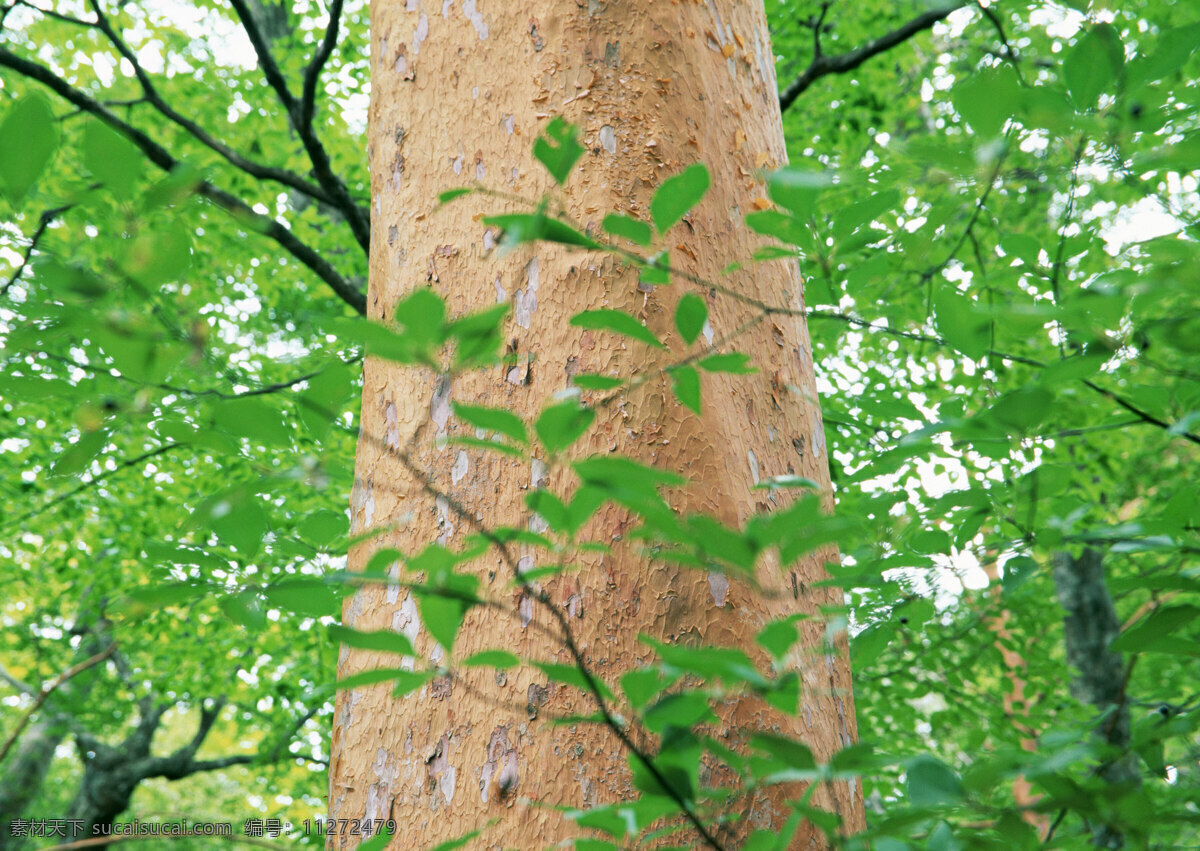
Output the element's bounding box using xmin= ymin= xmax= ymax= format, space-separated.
xmin=780 ymin=1 xmax=968 ymax=112
xmin=1 ymin=203 xmax=73 ymax=297
xmin=0 ymin=46 xmax=366 ymax=314
xmin=0 ymin=643 xmax=117 ymax=764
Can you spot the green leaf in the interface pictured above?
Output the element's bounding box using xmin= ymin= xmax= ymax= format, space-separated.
xmin=669 ymin=365 xmax=701 ymax=414
xmin=526 ymin=489 xmax=570 ymax=534
xmin=934 ymin=287 xmax=990 ymax=360
xmin=640 ymin=250 xmax=671 ymax=286
xmin=438 ymin=187 xmax=473 ymax=203
xmin=83 ymin=119 xmax=143 ymax=197
xmin=535 ymin=399 xmax=595 ymax=454
xmin=573 ymin=456 xmax=686 ymax=490
xmin=336 ymin=668 xmax=434 ymax=694
xmin=329 ymin=624 xmax=414 ymax=656
xmin=122 ymin=220 xmax=192 ymax=286
xmin=460 ymin=650 xmax=520 ymax=668
xmin=572 ymin=373 xmax=624 ymax=391
xmin=534 ymin=661 xmax=615 ymax=701
xmin=756 ymin=614 xmax=809 ymax=659
xmin=674 ymin=293 xmax=707 ymax=345
xmin=602 ymin=213 xmax=652 ymax=246
xmin=906 ymin=755 xmax=965 ymax=807
xmin=643 ymin=691 xmax=716 ymax=733
xmin=416 ymin=592 xmax=467 ymax=654
xmin=533 ymin=116 xmax=584 ymax=184
xmin=262 ymin=581 xmax=341 ymax=618
xmin=1064 ymin=23 xmax=1125 ymax=109
xmin=697 ymin=352 xmax=757 ymax=374
xmin=483 ymin=212 xmax=600 ymax=250
xmin=650 ymin=163 xmax=710 ymax=233
xmin=452 ymin=403 xmax=528 ymax=444
xmin=0 ymin=94 xmax=58 ymax=201
xmin=621 ymin=667 xmax=677 ymax=710
xmin=570 ymin=309 xmax=664 ymax=349
xmin=356 ymin=823 xmax=396 ymax=851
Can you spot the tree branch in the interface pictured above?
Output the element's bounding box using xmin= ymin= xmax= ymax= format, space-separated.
xmin=0 ymin=46 xmax=366 ymax=314
xmin=780 ymin=1 xmax=968 ymax=112
xmin=83 ymin=0 xmax=339 ymax=206
xmin=1 ymin=203 xmax=73 ymax=297
xmin=227 ymin=0 xmax=370 ymax=251
xmin=0 ymin=644 xmax=116 ymax=765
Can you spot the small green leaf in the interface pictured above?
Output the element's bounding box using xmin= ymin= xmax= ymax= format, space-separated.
xmin=438 ymin=187 xmax=473 ymax=203
xmin=934 ymin=287 xmax=990 ymax=360
xmin=526 ymin=489 xmax=570 ymax=534
xmin=570 ymin=309 xmax=664 ymax=349
xmin=461 ymin=650 xmax=520 ymax=668
xmin=83 ymin=119 xmax=143 ymax=197
xmin=640 ymin=250 xmax=671 ymax=286
xmin=698 ymin=352 xmax=757 ymax=374
xmin=336 ymin=667 xmax=433 ymax=693
xmin=483 ymin=212 xmax=600 ymax=249
xmin=262 ymin=580 xmax=340 ymax=618
xmin=1064 ymin=23 xmax=1124 ymax=109
xmin=535 ymin=399 xmax=595 ymax=454
xmin=452 ymin=403 xmax=528 ymax=444
xmin=650 ymin=163 xmax=710 ymax=233
xmin=674 ymin=293 xmax=707 ymax=345
xmin=602 ymin=213 xmax=652 ymax=246
xmin=669 ymin=365 xmax=701 ymax=414
xmin=329 ymin=624 xmax=415 ymax=657
xmin=756 ymin=614 xmax=809 ymax=659
xmin=643 ymin=691 xmax=716 ymax=733
xmin=534 ymin=661 xmax=615 ymax=700
xmin=906 ymin=755 xmax=965 ymax=807
xmin=0 ymin=94 xmax=58 ymax=201
xmin=417 ymin=592 xmax=467 ymax=654
xmin=533 ymin=116 xmax=584 ymax=184
xmin=572 ymin=373 xmax=624 ymax=391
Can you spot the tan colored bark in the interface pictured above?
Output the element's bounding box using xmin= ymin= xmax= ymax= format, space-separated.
xmin=329 ymin=2 xmax=861 ymax=847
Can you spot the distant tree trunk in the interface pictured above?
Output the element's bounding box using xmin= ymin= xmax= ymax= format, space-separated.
xmin=0 ymin=717 xmax=67 ymax=850
xmin=330 ymin=2 xmax=861 ymax=847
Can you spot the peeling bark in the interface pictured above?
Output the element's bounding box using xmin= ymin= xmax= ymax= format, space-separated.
xmin=332 ymin=2 xmax=860 ymax=847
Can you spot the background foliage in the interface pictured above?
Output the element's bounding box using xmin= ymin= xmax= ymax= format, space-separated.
xmin=1 ymin=0 xmax=1198 ymax=849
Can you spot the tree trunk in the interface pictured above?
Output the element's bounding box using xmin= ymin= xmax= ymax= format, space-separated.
xmin=330 ymin=2 xmax=861 ymax=847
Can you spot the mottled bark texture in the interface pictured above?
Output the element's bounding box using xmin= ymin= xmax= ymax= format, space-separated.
xmin=1051 ymin=548 xmax=1138 ymax=848
xmin=330 ymin=2 xmax=860 ymax=847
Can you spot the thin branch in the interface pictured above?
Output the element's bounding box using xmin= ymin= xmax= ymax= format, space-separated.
xmin=780 ymin=1 xmax=968 ymax=112
xmin=388 ymin=446 xmax=728 ymax=851
xmin=227 ymin=0 xmax=369 ymax=250
xmin=1 ymin=203 xmax=73 ymax=297
xmin=0 ymin=443 xmax=182 ymax=533
xmin=0 ymin=46 xmax=367 ymax=314
xmin=300 ymin=0 xmax=344 ymax=131
xmin=0 ymin=643 xmax=117 ymax=765
xmin=84 ymin=0 xmax=339 ymax=206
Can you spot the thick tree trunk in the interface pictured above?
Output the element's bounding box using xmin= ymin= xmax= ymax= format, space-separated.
xmin=330 ymin=2 xmax=860 ymax=847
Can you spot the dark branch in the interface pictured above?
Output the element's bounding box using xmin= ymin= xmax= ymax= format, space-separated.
xmin=780 ymin=1 xmax=968 ymax=112
xmin=300 ymin=0 xmax=344 ymax=131
xmin=0 ymin=443 xmax=182 ymax=533
xmin=1 ymin=203 xmax=73 ymax=297
xmin=227 ymin=0 xmax=370 ymax=251
xmin=0 ymin=46 xmax=367 ymax=314
xmin=0 ymin=644 xmax=117 ymax=765
xmin=84 ymin=0 xmax=339 ymax=206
